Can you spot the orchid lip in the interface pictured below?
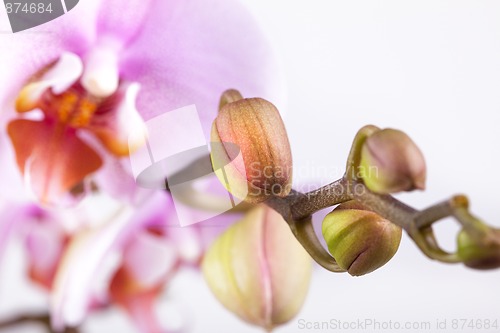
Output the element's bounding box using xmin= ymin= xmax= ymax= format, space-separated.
xmin=9 ymin=51 xmax=147 ymax=204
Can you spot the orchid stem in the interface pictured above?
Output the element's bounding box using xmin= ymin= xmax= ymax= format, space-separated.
xmin=290 ymin=178 xmax=351 ymax=220
xmin=264 ymin=168 xmax=489 ymax=269
xmin=0 ymin=313 xmax=79 ymax=333
xmin=166 ymin=149 xmax=488 ymax=271
xmin=276 ymin=178 xmax=466 ymax=267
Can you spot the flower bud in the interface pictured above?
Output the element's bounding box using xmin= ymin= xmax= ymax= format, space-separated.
xmin=359 ymin=128 xmax=426 ymax=194
xmin=457 ymin=228 xmax=500 ymax=270
xmin=202 ymin=206 xmax=312 ymax=331
xmin=211 ymin=91 xmax=292 ymax=203
xmin=322 ymin=201 xmax=402 ymax=276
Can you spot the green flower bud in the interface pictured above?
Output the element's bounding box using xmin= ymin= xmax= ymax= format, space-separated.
xmin=211 ymin=91 xmax=293 ymax=203
xmin=359 ymin=128 xmax=426 ymax=194
xmin=457 ymin=228 xmax=500 ymax=270
xmin=322 ymin=201 xmax=402 ymax=276
xmin=202 ymin=206 xmax=312 ymax=331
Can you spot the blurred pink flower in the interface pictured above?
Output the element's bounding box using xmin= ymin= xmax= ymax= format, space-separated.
xmin=0 ymin=0 xmax=283 ymax=205
xmin=0 ymin=0 xmax=284 ymax=331
xmin=21 ymin=206 xmax=69 ymax=290
xmin=51 ymin=192 xmax=194 ymax=332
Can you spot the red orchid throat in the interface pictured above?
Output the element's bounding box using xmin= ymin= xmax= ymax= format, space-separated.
xmin=7 ymin=61 xmax=140 ymax=204
xmin=38 ymin=83 xmax=101 ymax=128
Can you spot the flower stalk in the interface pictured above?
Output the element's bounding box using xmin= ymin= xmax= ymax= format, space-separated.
xmin=171 ymin=90 xmax=500 ymax=273
xmin=0 ymin=313 xmax=79 ymax=333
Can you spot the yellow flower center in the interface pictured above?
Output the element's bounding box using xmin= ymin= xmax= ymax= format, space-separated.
xmin=50 ymin=89 xmax=97 ymax=127
xmin=38 ymin=85 xmax=100 ymax=128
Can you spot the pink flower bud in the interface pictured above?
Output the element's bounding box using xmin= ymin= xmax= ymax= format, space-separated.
xmin=359 ymin=128 xmax=426 ymax=194
xmin=211 ymin=91 xmax=293 ymax=203
xmin=202 ymin=206 xmax=311 ymax=330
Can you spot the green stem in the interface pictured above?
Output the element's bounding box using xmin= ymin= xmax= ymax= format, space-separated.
xmin=273 ymin=178 xmax=468 ymax=269
xmin=267 ymin=192 xmax=345 ymax=272
xmin=347 ymin=180 xmax=418 ymax=229
xmin=290 ymin=178 xmax=351 ymax=220
xmin=165 ymin=151 xmax=489 ymax=271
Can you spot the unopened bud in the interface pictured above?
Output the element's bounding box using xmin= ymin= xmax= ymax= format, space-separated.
xmin=359 ymin=128 xmax=426 ymax=194
xmin=211 ymin=91 xmax=293 ymax=203
xmin=202 ymin=206 xmax=312 ymax=331
xmin=457 ymin=228 xmax=500 ymax=270
xmin=322 ymin=201 xmax=402 ymax=276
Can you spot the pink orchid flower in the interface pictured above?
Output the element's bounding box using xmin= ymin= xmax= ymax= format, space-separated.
xmin=21 ymin=205 xmax=69 ymax=290
xmin=50 ymin=191 xmax=218 ymax=332
xmin=0 ymin=0 xmax=283 ymax=205
xmin=0 ymin=0 xmax=284 ymax=331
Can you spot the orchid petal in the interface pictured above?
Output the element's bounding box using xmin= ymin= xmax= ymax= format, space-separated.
xmin=0 ymin=0 xmax=159 ymax=113
xmin=50 ymin=191 xmax=172 ymax=330
xmin=89 ymin=83 xmax=147 ymax=156
xmin=121 ymin=231 xmax=178 ymax=289
xmin=22 ymin=207 xmax=67 ymax=289
xmin=109 ymin=230 xmax=180 ymax=333
xmin=0 ymin=204 xmax=66 ymax=290
xmin=0 ymin=131 xmax=42 ymax=266
xmin=116 ymin=291 xmax=164 ymax=333
xmin=0 ymin=203 xmax=26 ymax=269
xmin=7 ymin=119 xmax=102 ymax=204
xmin=0 ymin=1 xmax=100 ymax=114
xmin=93 ymin=157 xmax=149 ymax=204
xmin=26 ymin=226 xmax=63 ymax=282
xmin=119 ymin=0 xmax=285 ymax=133
xmin=0 ymin=131 xmax=26 ymax=200
xmin=81 ymin=47 xmax=119 ymax=98
xmin=167 ymin=227 xmax=203 ymax=265
xmin=15 ymin=52 xmax=83 ymax=112
xmin=95 ymin=0 xmax=154 ymax=46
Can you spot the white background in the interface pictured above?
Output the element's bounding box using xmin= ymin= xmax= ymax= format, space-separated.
xmin=182 ymin=1 xmax=500 ymax=332
xmin=2 ymin=1 xmax=500 ymax=333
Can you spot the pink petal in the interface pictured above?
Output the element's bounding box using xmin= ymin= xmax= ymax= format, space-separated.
xmin=119 ymin=0 xmax=285 ymax=134
xmin=7 ymin=119 xmax=102 ymax=204
xmin=95 ymin=0 xmax=154 ymax=47
xmin=0 ymin=204 xmax=65 ymax=290
xmin=50 ymin=191 xmax=173 ymax=330
xmin=109 ymin=230 xmax=180 ymax=333
xmin=22 ymin=207 xmax=67 ymax=289
xmin=120 ymin=231 xmax=178 ymax=289
xmin=0 ymin=131 xmax=26 ymax=200
xmin=0 ymin=34 xmax=63 ymax=121
xmin=0 ymin=132 xmax=39 ymax=265
xmin=0 ymin=0 xmax=164 ymax=114
xmin=89 ymin=83 xmax=147 ymax=156
xmin=92 ymin=156 xmax=149 ymax=204
xmin=0 ymin=1 xmax=100 ymax=115
xmin=0 ymin=203 xmax=28 ymax=268
xmin=114 ymin=290 xmax=164 ymax=333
